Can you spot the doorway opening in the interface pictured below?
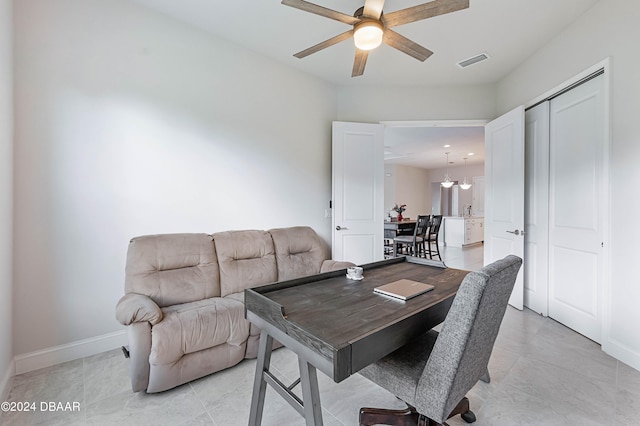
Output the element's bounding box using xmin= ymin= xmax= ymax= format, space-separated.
xmin=381 ymin=120 xmax=488 ymax=263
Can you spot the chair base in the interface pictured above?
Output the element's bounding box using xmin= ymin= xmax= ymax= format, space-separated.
xmin=359 ymin=397 xmax=475 ymax=426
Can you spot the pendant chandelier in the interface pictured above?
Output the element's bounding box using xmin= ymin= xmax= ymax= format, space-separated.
xmin=441 ymin=152 xmax=454 ymax=188
xmin=459 ymin=157 xmax=472 ymax=190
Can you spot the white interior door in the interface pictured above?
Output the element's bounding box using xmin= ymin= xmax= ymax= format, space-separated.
xmin=548 ymin=75 xmax=605 ymax=343
xmin=524 ymin=102 xmax=550 ymax=316
xmin=332 ymin=121 xmax=384 ymax=265
xmin=484 ymin=106 xmax=525 ymax=310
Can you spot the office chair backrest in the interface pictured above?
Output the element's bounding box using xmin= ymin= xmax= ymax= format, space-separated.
xmin=415 ymin=255 xmax=522 ymax=423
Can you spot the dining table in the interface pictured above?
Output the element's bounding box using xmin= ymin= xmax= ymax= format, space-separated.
xmin=384 ymin=220 xmax=416 ymax=257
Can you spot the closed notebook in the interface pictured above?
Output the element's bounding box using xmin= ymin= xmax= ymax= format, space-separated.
xmin=374 ymin=279 xmax=434 ymax=300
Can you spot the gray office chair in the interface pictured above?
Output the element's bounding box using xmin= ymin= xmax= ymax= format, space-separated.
xmin=393 ymin=215 xmax=430 ymax=257
xmin=358 ymin=255 xmax=523 ymax=426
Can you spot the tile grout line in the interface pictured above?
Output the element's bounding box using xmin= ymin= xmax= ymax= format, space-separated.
xmin=189 ymin=382 xmax=217 ymax=425
xmin=82 ymin=356 xmax=88 ymax=424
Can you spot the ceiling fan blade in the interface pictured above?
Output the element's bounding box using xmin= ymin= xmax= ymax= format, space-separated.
xmin=352 ymin=49 xmax=369 ymax=77
xmin=281 ymin=0 xmax=359 ymax=25
xmin=363 ymin=0 xmax=385 ymax=20
xmin=382 ymin=0 xmax=469 ymax=28
xmin=293 ymin=30 xmax=354 ymax=59
xmin=383 ymin=29 xmax=433 ymax=62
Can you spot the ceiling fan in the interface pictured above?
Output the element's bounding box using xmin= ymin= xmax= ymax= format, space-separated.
xmin=281 ymin=0 xmax=470 ymax=77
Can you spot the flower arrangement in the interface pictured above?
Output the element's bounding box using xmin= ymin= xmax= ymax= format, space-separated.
xmin=392 ymin=204 xmax=407 ymax=214
xmin=392 ymin=203 xmax=407 ymax=221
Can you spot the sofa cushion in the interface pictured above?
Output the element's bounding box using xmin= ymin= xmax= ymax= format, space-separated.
xmin=150 ymin=297 xmax=249 ymax=365
xmin=125 ymin=233 xmax=220 ymax=307
xmin=213 ymin=230 xmax=278 ymax=297
xmin=269 ymin=226 xmax=327 ymax=281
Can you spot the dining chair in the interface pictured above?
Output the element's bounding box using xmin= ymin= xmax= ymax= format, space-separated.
xmin=358 ymin=255 xmax=523 ymax=426
xmin=425 ymin=215 xmax=443 ymax=260
xmin=392 ymin=215 xmax=430 ymax=258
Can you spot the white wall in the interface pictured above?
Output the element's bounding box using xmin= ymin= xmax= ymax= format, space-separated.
xmin=392 ymin=165 xmax=430 ymax=220
xmin=383 ymin=163 xmax=397 ymax=218
xmin=428 ymin=164 xmax=485 ymax=188
xmin=497 ymin=0 xmax=640 ymax=370
xmin=429 ymin=163 xmax=484 ymax=215
xmin=0 ymin=0 xmax=13 ymax=400
xmin=13 ymin=0 xmax=337 ymax=358
xmin=337 ymin=84 xmax=497 ymax=122
xmin=384 ymin=163 xmax=483 ymax=220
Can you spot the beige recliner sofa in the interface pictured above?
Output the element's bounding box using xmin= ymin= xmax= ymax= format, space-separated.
xmin=115 ymin=226 xmax=353 ymax=393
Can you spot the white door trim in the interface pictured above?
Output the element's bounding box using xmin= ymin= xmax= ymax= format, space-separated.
xmin=381 ymin=119 xmax=490 ymax=128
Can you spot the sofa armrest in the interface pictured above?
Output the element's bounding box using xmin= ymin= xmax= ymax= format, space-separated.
xmin=127 ymin=322 xmax=152 ymax=392
xmin=320 ymin=259 xmax=356 ymax=273
xmin=116 ymin=293 xmax=163 ymax=326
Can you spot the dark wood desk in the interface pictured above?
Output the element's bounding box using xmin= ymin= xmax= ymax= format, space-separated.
xmin=245 ymin=256 xmax=469 ymax=425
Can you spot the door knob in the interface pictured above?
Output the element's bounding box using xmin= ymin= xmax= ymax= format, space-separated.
xmin=336 ymin=226 xmax=347 ymax=231
xmin=506 ymin=229 xmax=520 ymax=236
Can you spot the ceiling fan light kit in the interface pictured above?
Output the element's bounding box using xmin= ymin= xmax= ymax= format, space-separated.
xmin=281 ymin=0 xmax=470 ymax=77
xmin=354 ymin=20 xmax=384 ymax=50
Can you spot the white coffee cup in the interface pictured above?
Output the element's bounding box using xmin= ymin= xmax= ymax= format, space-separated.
xmin=347 ymin=266 xmax=363 ymax=280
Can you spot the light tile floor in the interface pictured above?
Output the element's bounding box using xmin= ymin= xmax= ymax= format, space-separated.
xmin=3 ymin=245 xmax=639 ymax=425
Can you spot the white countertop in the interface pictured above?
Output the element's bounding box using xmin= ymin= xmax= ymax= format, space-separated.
xmin=444 ymin=216 xmax=484 ymax=219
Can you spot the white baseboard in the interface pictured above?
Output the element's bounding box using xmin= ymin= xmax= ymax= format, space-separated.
xmin=14 ymin=330 xmax=128 ymax=375
xmin=1 ymin=359 xmax=14 ymax=402
xmin=603 ymin=338 xmax=640 ymax=372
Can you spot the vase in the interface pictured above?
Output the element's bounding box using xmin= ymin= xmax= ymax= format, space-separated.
xmin=397 ymin=213 xmax=403 ymax=221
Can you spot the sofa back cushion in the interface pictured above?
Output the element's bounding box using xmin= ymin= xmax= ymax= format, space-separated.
xmin=125 ymin=234 xmax=221 ymax=307
xmin=269 ymin=226 xmax=327 ymax=281
xmin=213 ymin=230 xmax=278 ymax=297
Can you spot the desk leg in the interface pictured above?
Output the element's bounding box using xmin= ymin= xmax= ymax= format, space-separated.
xmin=298 ymin=357 xmax=323 ymax=426
xmin=248 ymin=330 xmax=273 ymax=426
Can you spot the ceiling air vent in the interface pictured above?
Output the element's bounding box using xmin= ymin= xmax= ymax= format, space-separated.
xmin=457 ymin=53 xmax=490 ymax=68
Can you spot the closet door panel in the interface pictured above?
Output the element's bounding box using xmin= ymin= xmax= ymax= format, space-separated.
xmin=548 ymin=75 xmax=605 ymax=343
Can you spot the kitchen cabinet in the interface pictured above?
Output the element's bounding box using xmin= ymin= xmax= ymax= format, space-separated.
xmin=443 ymin=217 xmax=484 ymax=247
xmin=472 ymin=177 xmax=485 ymax=216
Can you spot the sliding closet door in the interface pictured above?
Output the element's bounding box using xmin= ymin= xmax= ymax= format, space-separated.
xmin=524 ymin=103 xmax=549 ymax=316
xmin=548 ymin=74 xmax=605 ymax=343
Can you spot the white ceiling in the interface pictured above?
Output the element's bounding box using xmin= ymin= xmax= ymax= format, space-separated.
xmin=384 ymin=124 xmax=485 ymax=169
xmin=130 ymin=0 xmax=599 ymax=87
xmin=128 ymin=0 xmax=598 ymax=169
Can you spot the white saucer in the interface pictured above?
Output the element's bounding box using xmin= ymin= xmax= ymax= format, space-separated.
xmin=346 ymin=274 xmax=364 ymax=280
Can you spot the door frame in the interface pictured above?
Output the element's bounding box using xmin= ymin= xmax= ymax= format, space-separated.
xmin=524 ymin=58 xmax=611 ymax=345
xmin=381 ymin=120 xmax=489 ymax=129
xmin=378 ymin=58 xmax=611 ymax=349
xmin=380 ymin=119 xmax=490 ymax=253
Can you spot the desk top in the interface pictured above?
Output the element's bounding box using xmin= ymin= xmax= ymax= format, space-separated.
xmin=245 ymin=257 xmax=468 ymax=382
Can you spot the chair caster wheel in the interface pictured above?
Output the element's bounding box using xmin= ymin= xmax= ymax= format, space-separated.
xmin=461 ymin=410 xmax=476 ymax=423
